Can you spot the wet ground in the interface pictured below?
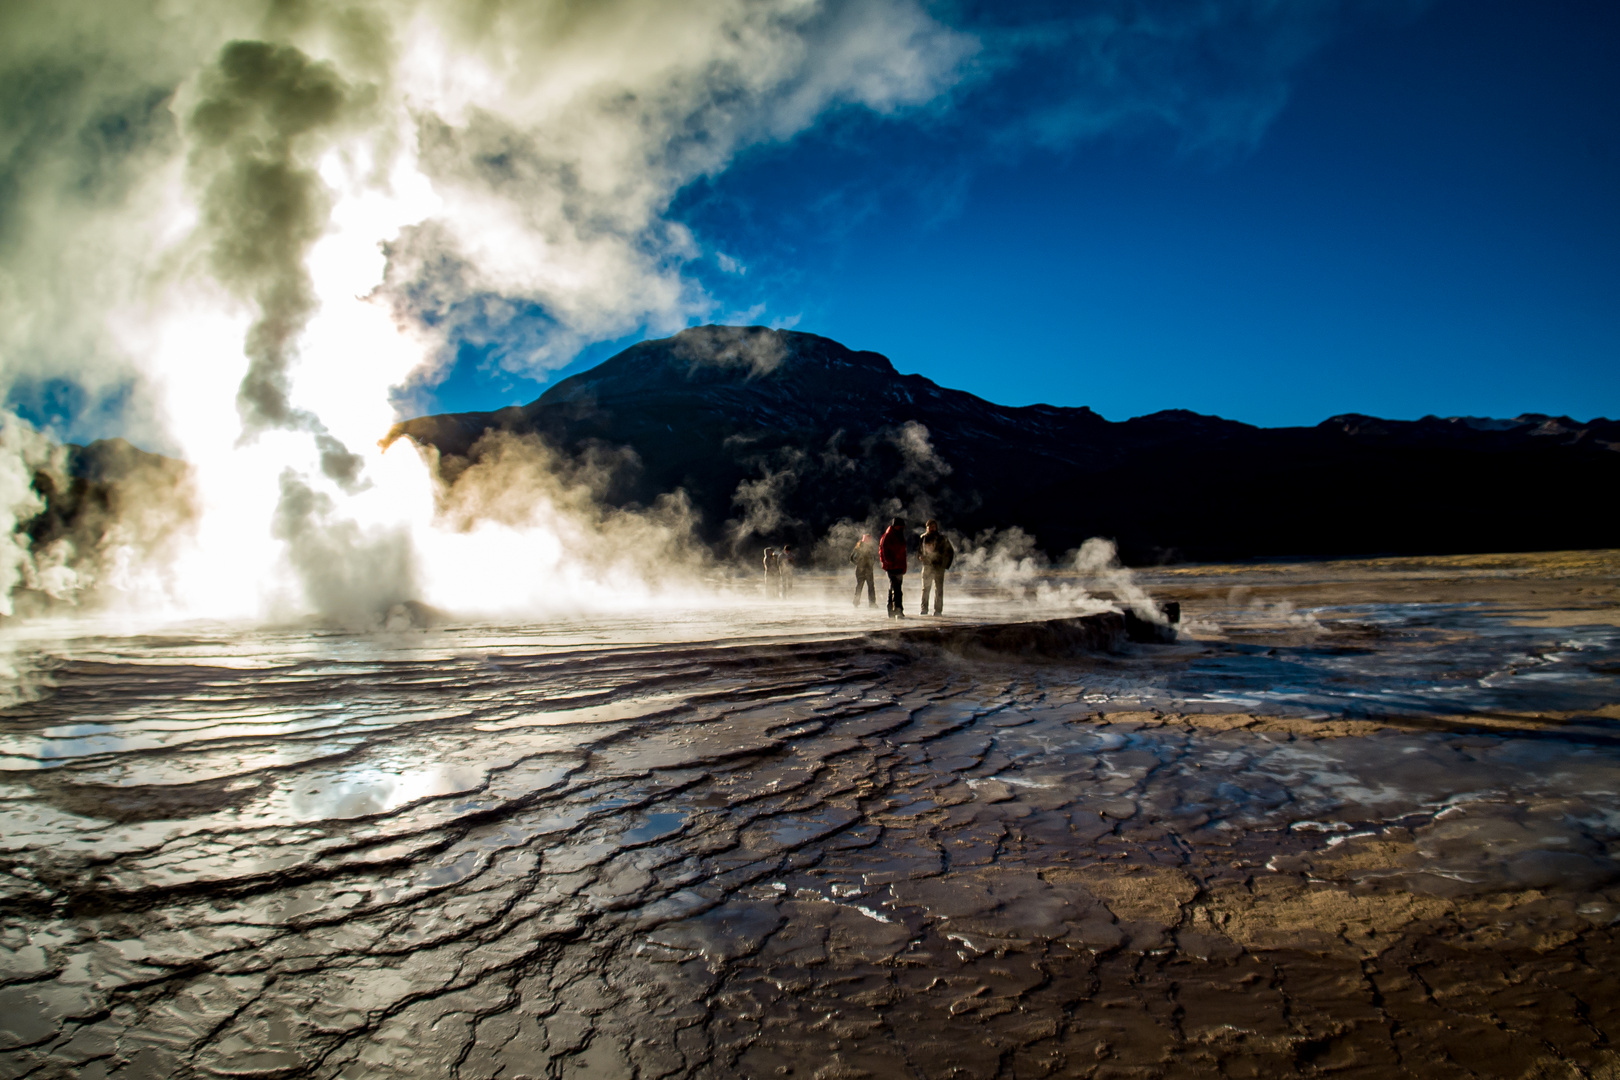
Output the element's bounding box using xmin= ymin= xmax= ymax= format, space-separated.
xmin=2 ymin=550 xmax=1619 ymax=1079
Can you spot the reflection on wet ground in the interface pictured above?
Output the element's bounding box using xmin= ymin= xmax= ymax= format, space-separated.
xmin=2 ymin=556 xmax=1619 ymax=1078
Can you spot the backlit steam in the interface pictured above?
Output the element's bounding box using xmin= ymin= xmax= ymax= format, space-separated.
xmin=0 ymin=0 xmax=970 ymax=626
xmin=0 ymin=421 xmax=56 ymax=616
xmin=0 ymin=0 xmax=1403 ymax=627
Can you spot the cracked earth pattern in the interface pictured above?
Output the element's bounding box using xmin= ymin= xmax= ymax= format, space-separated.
xmin=2 ymin=601 xmax=1619 ymax=1079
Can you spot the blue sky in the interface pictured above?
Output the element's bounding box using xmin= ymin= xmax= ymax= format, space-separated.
xmin=430 ymin=0 xmax=1619 ymax=429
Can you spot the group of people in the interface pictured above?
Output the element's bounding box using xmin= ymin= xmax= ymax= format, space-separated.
xmin=761 ymin=519 xmax=955 ymax=617
xmin=845 ymin=517 xmax=956 ymax=618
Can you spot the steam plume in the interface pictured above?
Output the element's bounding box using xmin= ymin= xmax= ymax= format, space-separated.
xmin=729 ymin=450 xmax=806 ymax=551
xmin=675 ymin=326 xmax=789 ymax=378
xmin=0 ymin=0 xmax=1426 ymax=624
xmin=189 ymin=42 xmax=358 ymax=431
xmin=1074 ymin=536 xmax=1163 ymax=622
xmin=0 ymin=419 xmax=56 ymax=617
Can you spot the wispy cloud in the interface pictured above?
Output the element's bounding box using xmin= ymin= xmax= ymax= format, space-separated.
xmin=970 ymin=0 xmax=1433 ymax=158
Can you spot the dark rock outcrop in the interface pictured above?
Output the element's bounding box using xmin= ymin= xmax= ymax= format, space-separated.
xmin=875 ymin=612 xmax=1132 ymax=659
xmin=389 ymin=325 xmax=1620 ymax=563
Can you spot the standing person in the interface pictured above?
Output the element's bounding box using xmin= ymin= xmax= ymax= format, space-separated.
xmin=762 ymin=547 xmax=780 ymax=599
xmin=919 ymin=519 xmax=955 ymax=615
xmin=850 ymin=533 xmax=877 ymax=608
xmin=780 ymin=545 xmax=795 ymax=597
xmin=878 ymin=517 xmax=908 ymax=618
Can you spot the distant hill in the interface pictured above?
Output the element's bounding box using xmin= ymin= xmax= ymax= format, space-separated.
xmin=391 ymin=325 xmax=1620 ymax=563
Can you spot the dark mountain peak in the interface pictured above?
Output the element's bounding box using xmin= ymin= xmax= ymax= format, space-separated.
xmin=1521 ymin=414 xmax=1584 ymax=437
xmin=672 ymin=325 xmax=897 ymax=377
xmin=1134 ymin=409 xmax=1205 ymax=421
xmin=536 ymin=325 xmax=898 ymax=408
xmin=1442 ymin=415 xmax=1535 ymax=432
xmin=1023 ymin=402 xmax=1097 ymax=418
xmin=1319 ymin=413 xmax=1391 ymax=436
xmin=1126 ymin=408 xmax=1255 ymax=434
xmin=1320 ymin=412 xmax=1618 ymax=446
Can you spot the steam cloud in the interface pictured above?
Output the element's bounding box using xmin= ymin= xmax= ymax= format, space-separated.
xmin=0 ymin=421 xmax=58 ymax=617
xmin=0 ymin=0 xmax=973 ymax=622
xmin=0 ymin=0 xmax=1423 ymax=624
xmin=189 ymin=42 xmax=355 ymax=433
xmin=0 ymin=417 xmax=196 ymax=618
xmin=890 ymin=421 xmax=951 ymax=487
xmin=729 ymin=451 xmax=806 ymax=551
xmin=676 ymin=326 xmax=790 ymax=378
xmin=1072 ymin=536 xmax=1164 ymax=623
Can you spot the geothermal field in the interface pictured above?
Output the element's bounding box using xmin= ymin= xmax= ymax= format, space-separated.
xmin=3 ymin=2 xmax=1616 ymax=1078
xmin=2 ymin=550 xmax=1618 ymax=1078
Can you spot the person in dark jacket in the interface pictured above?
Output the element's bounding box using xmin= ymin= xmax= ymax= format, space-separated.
xmin=918 ymin=519 xmax=955 ymax=615
xmin=850 ymin=533 xmax=877 ymax=607
xmin=878 ymin=517 xmax=908 ymax=618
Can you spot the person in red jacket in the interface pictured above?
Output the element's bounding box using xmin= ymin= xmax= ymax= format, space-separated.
xmin=878 ymin=517 xmax=908 ymax=618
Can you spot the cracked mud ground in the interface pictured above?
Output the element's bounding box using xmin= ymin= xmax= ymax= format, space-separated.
xmin=3 ymin=553 xmax=1620 ymax=1079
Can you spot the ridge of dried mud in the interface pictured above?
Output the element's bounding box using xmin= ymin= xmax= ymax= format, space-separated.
xmin=2 ymin=555 xmax=1619 ymax=1079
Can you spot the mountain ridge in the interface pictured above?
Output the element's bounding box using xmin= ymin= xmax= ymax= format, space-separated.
xmin=389 ymin=325 xmax=1620 ymax=563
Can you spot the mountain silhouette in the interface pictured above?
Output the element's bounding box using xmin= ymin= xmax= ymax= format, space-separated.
xmin=391 ymin=325 xmax=1620 ymax=563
